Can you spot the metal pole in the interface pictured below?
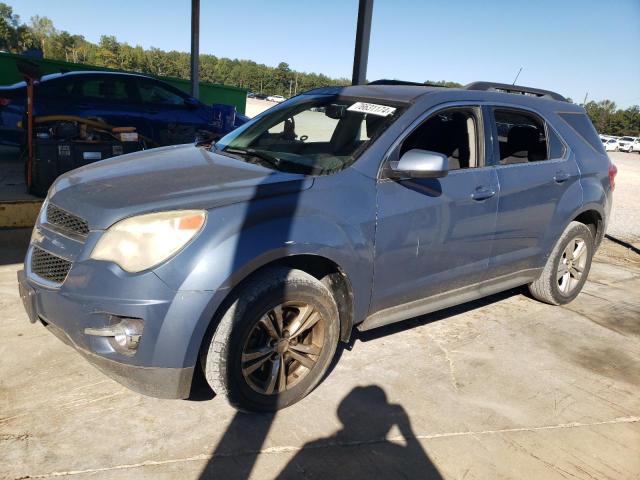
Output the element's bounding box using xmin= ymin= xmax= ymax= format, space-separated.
xmin=190 ymin=0 xmax=200 ymax=99
xmin=26 ymin=79 xmax=33 ymax=188
xmin=352 ymin=0 xmax=373 ymax=85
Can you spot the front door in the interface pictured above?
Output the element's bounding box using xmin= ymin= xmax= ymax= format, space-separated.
xmin=371 ymin=106 xmax=499 ymax=314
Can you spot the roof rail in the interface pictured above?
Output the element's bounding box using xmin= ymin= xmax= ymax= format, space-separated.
xmin=368 ymin=79 xmax=447 ymax=88
xmin=465 ymin=81 xmax=567 ymax=102
xmin=368 ymin=79 xmax=427 ymax=86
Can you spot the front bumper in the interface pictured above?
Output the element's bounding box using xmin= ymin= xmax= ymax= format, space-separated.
xmin=17 ymin=255 xmax=213 ymax=399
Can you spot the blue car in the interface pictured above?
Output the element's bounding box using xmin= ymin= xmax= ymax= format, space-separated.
xmin=0 ymin=70 xmax=249 ymax=147
xmin=17 ymin=81 xmax=615 ymax=411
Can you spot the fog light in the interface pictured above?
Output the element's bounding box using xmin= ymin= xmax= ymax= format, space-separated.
xmin=85 ymin=317 xmax=144 ymax=355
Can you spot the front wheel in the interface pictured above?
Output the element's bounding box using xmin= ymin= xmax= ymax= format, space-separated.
xmin=201 ymin=267 xmax=340 ymax=412
xmin=529 ymin=221 xmax=594 ymax=305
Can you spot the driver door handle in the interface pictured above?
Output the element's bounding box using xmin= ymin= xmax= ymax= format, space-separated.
xmin=471 ymin=186 xmax=496 ymax=201
xmin=553 ymin=171 xmax=570 ymax=183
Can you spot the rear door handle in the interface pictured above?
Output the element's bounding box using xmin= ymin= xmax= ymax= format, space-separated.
xmin=471 ymin=186 xmax=496 ymax=201
xmin=553 ymin=171 xmax=570 ymax=183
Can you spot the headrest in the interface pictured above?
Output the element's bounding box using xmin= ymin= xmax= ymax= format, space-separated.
xmin=508 ymin=125 xmax=538 ymax=151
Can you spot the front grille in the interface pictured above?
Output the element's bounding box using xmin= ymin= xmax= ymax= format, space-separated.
xmin=46 ymin=204 xmax=89 ymax=236
xmin=31 ymin=247 xmax=72 ymax=284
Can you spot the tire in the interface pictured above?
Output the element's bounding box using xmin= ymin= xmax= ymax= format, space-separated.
xmin=201 ymin=267 xmax=340 ymax=412
xmin=529 ymin=221 xmax=594 ymax=305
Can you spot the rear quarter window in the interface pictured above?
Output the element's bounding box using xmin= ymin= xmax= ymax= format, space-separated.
xmin=558 ymin=113 xmax=605 ymax=154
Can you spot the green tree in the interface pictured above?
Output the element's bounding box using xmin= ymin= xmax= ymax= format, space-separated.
xmin=0 ymin=2 xmax=19 ymax=51
xmin=29 ymin=15 xmax=55 ymax=56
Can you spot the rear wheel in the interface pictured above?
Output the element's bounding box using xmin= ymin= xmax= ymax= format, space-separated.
xmin=201 ymin=267 xmax=339 ymax=412
xmin=529 ymin=221 xmax=594 ymax=305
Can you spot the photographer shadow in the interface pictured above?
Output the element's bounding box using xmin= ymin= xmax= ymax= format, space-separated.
xmin=200 ymin=385 xmax=442 ymax=479
xmin=275 ymin=385 xmax=442 ymax=479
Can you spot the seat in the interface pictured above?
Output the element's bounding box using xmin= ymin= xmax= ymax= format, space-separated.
xmin=502 ymin=126 xmax=539 ymax=164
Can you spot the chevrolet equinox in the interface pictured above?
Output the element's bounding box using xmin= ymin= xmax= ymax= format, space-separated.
xmin=18 ymin=81 xmax=616 ymax=411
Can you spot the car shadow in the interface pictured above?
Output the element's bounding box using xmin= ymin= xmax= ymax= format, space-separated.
xmin=198 ymin=385 xmax=443 ymax=480
xmin=0 ymin=228 xmax=31 ymax=266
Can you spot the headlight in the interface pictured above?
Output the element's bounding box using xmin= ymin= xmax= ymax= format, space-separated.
xmin=90 ymin=210 xmax=206 ymax=272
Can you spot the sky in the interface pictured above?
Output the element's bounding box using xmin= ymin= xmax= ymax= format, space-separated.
xmin=12 ymin=0 xmax=640 ymax=108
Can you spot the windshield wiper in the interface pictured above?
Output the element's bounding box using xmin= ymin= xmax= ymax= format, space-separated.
xmin=224 ymin=148 xmax=282 ymax=170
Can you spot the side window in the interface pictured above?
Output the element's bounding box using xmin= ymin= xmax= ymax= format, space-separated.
xmin=38 ymin=79 xmax=74 ymax=98
xmin=77 ymin=78 xmax=129 ymax=101
xmin=400 ymin=108 xmax=480 ymax=170
xmin=138 ymin=80 xmax=186 ymax=105
xmin=494 ymin=109 xmax=553 ymax=164
xmin=547 ymin=128 xmax=566 ymax=159
xmin=558 ymin=113 xmax=606 ymax=154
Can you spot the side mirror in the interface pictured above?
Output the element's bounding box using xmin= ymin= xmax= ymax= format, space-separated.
xmin=387 ymin=149 xmax=449 ymax=179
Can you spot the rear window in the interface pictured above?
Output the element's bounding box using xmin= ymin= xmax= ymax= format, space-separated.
xmin=559 ymin=113 xmax=605 ymax=153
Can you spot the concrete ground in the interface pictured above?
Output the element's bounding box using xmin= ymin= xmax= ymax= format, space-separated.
xmin=245 ymin=98 xmax=278 ymax=118
xmin=1 ymin=236 xmax=638 ymax=480
xmin=1 ymin=152 xmax=639 ymax=480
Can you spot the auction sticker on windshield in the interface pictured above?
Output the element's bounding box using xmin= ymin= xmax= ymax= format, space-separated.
xmin=347 ymin=102 xmax=397 ymax=117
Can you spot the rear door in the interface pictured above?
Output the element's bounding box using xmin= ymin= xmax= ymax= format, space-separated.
xmin=485 ymin=106 xmax=580 ymax=279
xmin=371 ymin=105 xmax=499 ymax=313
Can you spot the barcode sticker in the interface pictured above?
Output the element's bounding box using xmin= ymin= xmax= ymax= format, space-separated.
xmin=347 ymin=102 xmax=396 ymax=117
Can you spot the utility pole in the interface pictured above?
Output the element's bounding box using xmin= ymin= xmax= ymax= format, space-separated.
xmin=582 ymin=92 xmax=589 ymax=105
xmin=294 ymin=72 xmax=298 ymax=95
xmin=352 ymin=0 xmax=374 ymax=85
xmin=289 ymin=79 xmax=292 ymax=98
xmin=190 ymin=0 xmax=200 ymax=99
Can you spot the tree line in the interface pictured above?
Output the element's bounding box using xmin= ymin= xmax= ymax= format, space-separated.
xmin=1 ymin=3 xmax=638 ymax=135
xmin=0 ymin=3 xmax=348 ymax=97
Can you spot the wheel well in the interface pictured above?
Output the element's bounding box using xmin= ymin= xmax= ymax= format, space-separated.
xmin=574 ymin=210 xmax=603 ymax=247
xmin=216 ymin=255 xmax=355 ymax=343
xmin=273 ymin=255 xmax=354 ymax=342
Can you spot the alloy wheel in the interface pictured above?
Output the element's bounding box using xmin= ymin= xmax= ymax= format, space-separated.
xmin=241 ymin=301 xmax=325 ymax=395
xmin=557 ymin=236 xmax=588 ymax=294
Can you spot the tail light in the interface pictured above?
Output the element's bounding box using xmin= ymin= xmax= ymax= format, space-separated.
xmin=608 ymin=161 xmax=617 ymax=191
xmin=0 ymin=97 xmax=11 ymax=107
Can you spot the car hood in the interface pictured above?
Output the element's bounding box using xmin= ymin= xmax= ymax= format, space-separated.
xmin=49 ymin=144 xmax=313 ymax=230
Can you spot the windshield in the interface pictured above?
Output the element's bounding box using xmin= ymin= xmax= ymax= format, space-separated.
xmin=215 ymin=95 xmax=405 ymax=175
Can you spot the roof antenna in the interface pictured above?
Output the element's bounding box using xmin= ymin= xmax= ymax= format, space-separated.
xmin=512 ymin=67 xmax=523 ymax=85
